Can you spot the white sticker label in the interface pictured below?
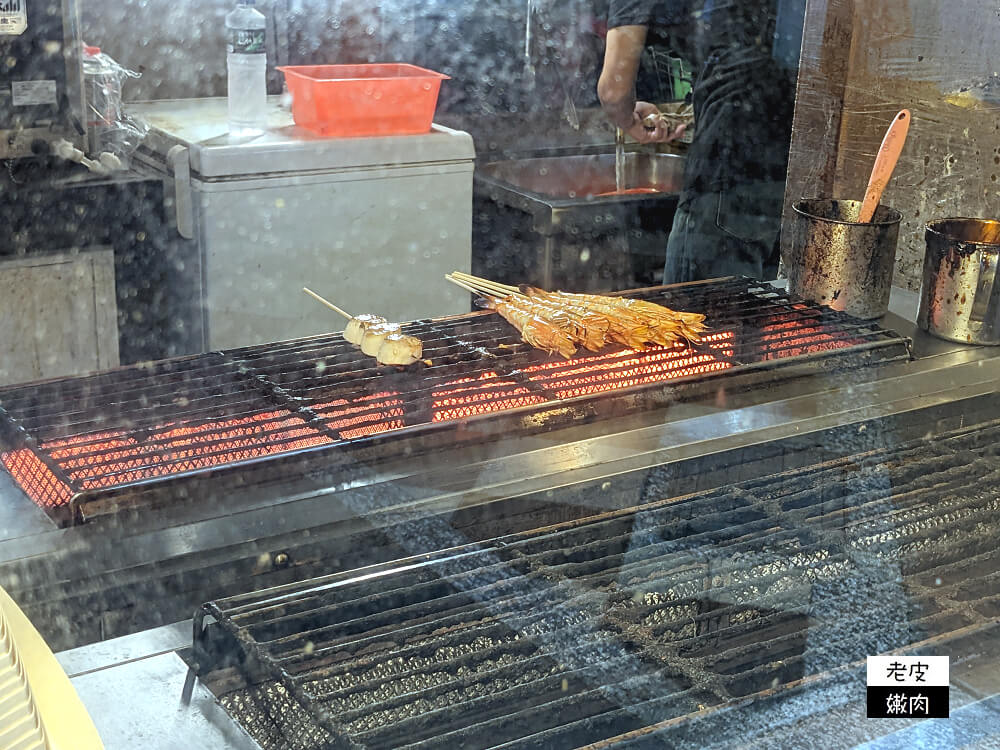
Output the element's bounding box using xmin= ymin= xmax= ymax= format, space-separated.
xmin=0 ymin=0 xmax=27 ymax=36
xmin=11 ymin=80 xmax=57 ymax=107
xmin=867 ymin=655 xmax=949 ymax=687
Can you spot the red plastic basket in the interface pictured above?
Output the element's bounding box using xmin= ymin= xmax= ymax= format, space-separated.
xmin=277 ymin=63 xmax=449 ymax=137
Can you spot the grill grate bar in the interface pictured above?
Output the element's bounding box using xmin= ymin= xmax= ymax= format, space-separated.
xmin=355 ymin=661 xmax=691 ymax=750
xmin=262 ymin=576 xmax=604 ymax=670
xmin=0 ymin=357 xmax=245 ymax=432
xmin=249 ymin=438 xmax=997 ymax=667
xmin=197 ymin=417 xmax=1000 ymax=750
xmin=0 ymin=278 xmax=911 ymax=523
xmin=234 ymin=436 xmax=998 ymax=681
xmin=263 ymin=493 xmax=996 ymax=693
xmin=467 ymin=688 xmax=713 ymax=750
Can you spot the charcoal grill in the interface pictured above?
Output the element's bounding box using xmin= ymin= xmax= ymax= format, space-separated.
xmin=0 ymin=278 xmax=909 ymax=526
xmin=192 ymin=416 xmax=1000 ymax=750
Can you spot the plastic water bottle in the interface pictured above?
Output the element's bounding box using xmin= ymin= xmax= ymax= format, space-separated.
xmin=226 ymin=0 xmax=267 ymax=135
xmin=82 ymin=46 xmax=121 ymax=155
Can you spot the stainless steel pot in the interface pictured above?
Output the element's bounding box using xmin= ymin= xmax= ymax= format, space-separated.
xmin=788 ymin=199 xmax=902 ymax=319
xmin=917 ymin=218 xmax=1000 ymax=345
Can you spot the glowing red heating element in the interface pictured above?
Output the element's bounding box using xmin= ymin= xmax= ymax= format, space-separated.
xmin=0 ymin=449 xmax=74 ymax=509
xmin=760 ymin=306 xmax=866 ymax=358
xmin=433 ymin=372 xmax=547 ymax=422
xmin=313 ymin=392 xmax=406 ymax=438
xmin=1 ymin=319 xmax=845 ymax=517
xmin=527 ymin=331 xmax=734 ymax=398
xmin=431 ymin=332 xmax=735 ymax=420
xmin=1 ymin=411 xmax=331 ymax=509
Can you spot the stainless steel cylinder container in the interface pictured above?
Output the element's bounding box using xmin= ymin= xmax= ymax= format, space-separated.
xmin=917 ymin=218 xmax=1000 ymax=345
xmin=787 ymin=199 xmax=902 ymax=319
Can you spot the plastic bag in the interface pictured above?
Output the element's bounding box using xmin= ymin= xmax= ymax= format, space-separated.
xmin=82 ymin=44 xmax=150 ymax=163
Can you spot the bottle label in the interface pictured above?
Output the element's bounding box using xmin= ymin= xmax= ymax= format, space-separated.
xmin=0 ymin=0 xmax=28 ymax=36
xmin=229 ymin=28 xmax=265 ymax=54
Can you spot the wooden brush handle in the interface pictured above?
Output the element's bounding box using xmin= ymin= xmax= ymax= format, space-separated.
xmin=859 ymin=109 xmax=911 ymax=223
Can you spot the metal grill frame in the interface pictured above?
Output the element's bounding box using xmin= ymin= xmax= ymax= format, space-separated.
xmin=0 ymin=278 xmax=911 ymax=526
xmin=191 ymin=417 xmax=1000 ymax=750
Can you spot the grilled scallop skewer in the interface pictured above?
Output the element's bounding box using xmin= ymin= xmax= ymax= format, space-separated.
xmin=360 ymin=321 xmax=402 ymax=356
xmin=302 ymin=288 xmax=423 ymax=366
xmin=345 ymin=313 xmax=390 ymax=346
xmin=302 ymin=287 xmax=387 ymax=345
xmin=377 ymin=332 xmax=425 ymax=366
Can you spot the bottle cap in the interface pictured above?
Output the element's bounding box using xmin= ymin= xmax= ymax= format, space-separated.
xmin=84 ymin=45 xmax=101 ymax=56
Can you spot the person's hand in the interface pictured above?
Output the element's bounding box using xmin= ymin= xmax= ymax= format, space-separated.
xmin=624 ymin=102 xmax=688 ymax=144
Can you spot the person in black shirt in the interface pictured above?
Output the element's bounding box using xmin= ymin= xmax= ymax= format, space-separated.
xmin=598 ymin=0 xmax=797 ymax=283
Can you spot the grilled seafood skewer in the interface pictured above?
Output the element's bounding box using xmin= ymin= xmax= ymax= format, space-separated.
xmin=377 ymin=332 xmax=424 ymax=366
xmin=527 ymin=290 xmax=656 ymax=349
xmin=454 ymin=275 xmax=664 ymax=349
xmin=450 ymin=272 xmax=707 ymax=346
xmin=525 ymin=287 xmax=705 ymax=346
xmin=537 ymin=290 xmax=707 ymax=343
xmin=449 ymin=274 xmax=649 ymax=349
xmin=482 ymin=295 xmax=578 ymax=359
xmin=361 ymin=322 xmax=402 ymax=357
xmin=344 ymin=313 xmax=390 ymax=346
xmin=302 ymin=287 xmax=423 ymax=365
xmin=457 ymin=272 xmax=707 ymax=340
xmin=507 ymin=293 xmax=609 ymax=351
xmin=302 ymin=287 xmax=390 ymax=345
xmin=447 ymin=276 xmax=578 ymax=359
xmin=458 ymin=277 xmax=610 ymax=351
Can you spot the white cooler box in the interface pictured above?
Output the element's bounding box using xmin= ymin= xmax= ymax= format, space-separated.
xmin=134 ymin=98 xmax=474 ymax=351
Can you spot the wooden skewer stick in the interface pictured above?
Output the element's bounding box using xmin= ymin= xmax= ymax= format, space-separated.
xmin=450 ymin=271 xmax=518 ymax=291
xmin=446 ymin=273 xmax=521 ymax=299
xmin=449 ymin=274 xmax=519 ymax=297
xmin=449 ymin=277 xmax=518 ymax=299
xmin=302 ymin=287 xmax=352 ymax=320
xmin=450 ymin=272 xmax=519 ymax=294
xmin=445 ymin=274 xmax=489 ymax=296
xmin=454 ymin=279 xmax=510 ymax=297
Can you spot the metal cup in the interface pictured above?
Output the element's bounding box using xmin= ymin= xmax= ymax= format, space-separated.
xmin=917 ymin=218 xmax=1000 ymax=345
xmin=787 ymin=199 xmax=902 ymax=319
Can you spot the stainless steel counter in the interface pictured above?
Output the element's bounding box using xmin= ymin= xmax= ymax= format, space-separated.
xmin=0 ymin=285 xmax=996 ymax=558
xmin=133 ymin=97 xmax=476 ymax=178
xmin=34 ymin=284 xmax=1000 ymax=749
xmin=1 ymin=283 xmax=998 ymax=652
xmin=57 ymin=622 xmax=260 ymax=750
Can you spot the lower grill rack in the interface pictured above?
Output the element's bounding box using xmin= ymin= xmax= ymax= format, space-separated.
xmin=192 ymin=419 xmax=1000 ymax=750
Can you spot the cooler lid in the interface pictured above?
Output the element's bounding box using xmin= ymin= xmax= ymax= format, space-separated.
xmin=130 ymin=97 xmax=475 ymax=179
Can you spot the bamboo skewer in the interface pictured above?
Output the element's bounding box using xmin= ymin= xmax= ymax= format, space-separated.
xmin=445 ymin=274 xmax=487 ymax=296
xmin=302 ymin=287 xmax=353 ymax=320
xmin=450 ymin=271 xmax=514 ymax=291
xmin=301 ymin=287 xmax=429 ymax=366
xmin=450 ymin=272 xmax=518 ymax=295
xmin=447 ymin=275 xmax=578 ymax=358
xmin=456 ymin=271 xmax=705 ymax=334
xmin=446 ymin=270 xmax=707 ymax=352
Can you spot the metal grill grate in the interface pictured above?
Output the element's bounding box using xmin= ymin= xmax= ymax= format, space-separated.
xmin=0 ymin=279 xmax=910 ymax=525
xmin=194 ymin=418 xmax=1000 ymax=750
